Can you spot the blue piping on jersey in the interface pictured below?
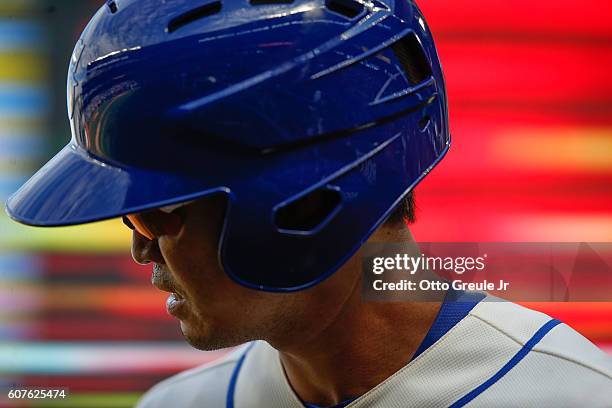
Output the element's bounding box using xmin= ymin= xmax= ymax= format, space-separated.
xmin=411 ymin=290 xmax=485 ymax=362
xmin=226 ymin=342 xmax=256 ymax=408
xmin=449 ymin=318 xmax=562 ymax=407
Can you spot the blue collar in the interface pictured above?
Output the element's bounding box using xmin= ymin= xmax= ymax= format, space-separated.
xmin=411 ymin=289 xmax=485 ymax=361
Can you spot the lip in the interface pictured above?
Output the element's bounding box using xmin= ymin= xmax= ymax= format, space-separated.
xmin=166 ymin=293 xmax=188 ymax=317
xmin=151 ymin=265 xmax=187 ymax=316
xmin=152 ymin=265 xmax=186 ymax=296
xmin=152 ymin=280 xmax=187 ymax=299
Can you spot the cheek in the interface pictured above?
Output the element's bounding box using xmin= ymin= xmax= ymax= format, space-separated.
xmin=158 ymin=211 xmax=274 ymax=315
xmin=162 ymin=199 xmax=229 ymax=292
xmin=158 ymin=233 xmax=236 ymax=307
xmin=159 ymin=236 xmax=212 ymax=284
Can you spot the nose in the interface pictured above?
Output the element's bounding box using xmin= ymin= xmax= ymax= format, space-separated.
xmin=131 ymin=231 xmax=164 ymax=265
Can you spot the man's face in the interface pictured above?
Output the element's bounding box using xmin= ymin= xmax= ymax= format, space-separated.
xmin=129 ymin=195 xmax=357 ymax=351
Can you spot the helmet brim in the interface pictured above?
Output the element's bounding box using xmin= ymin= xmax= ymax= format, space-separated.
xmin=5 ymin=143 xmax=223 ymax=226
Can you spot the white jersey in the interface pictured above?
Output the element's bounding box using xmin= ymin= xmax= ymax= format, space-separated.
xmin=137 ymin=297 xmax=612 ymax=408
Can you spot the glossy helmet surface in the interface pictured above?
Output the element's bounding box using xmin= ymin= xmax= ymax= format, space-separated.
xmin=6 ymin=0 xmax=449 ymax=291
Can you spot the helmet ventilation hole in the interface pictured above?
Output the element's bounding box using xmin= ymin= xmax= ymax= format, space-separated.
xmin=274 ymin=187 xmax=342 ymax=234
xmin=325 ymin=0 xmax=364 ymax=19
xmin=391 ymin=34 xmax=432 ymax=84
xmin=167 ymin=1 xmax=222 ymax=33
xmin=107 ymin=0 xmax=118 ymax=13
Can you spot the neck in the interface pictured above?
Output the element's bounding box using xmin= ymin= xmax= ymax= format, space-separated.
xmin=277 ymin=227 xmax=444 ymax=406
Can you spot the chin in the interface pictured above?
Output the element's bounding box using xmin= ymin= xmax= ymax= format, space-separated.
xmin=180 ymin=320 xmax=248 ymax=351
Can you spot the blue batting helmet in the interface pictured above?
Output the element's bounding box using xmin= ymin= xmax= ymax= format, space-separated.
xmin=6 ymin=0 xmax=449 ymax=291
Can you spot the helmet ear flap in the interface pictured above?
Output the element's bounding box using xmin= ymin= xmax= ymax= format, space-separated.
xmin=273 ymin=186 xmax=343 ymax=235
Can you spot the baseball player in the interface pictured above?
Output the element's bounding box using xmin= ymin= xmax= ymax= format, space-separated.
xmin=5 ymin=0 xmax=612 ymax=407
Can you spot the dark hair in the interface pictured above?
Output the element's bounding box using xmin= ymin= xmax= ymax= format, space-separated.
xmin=386 ymin=191 xmax=416 ymax=225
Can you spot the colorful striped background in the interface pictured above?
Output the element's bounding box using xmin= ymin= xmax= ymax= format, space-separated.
xmin=412 ymin=0 xmax=612 ymax=351
xmin=0 ymin=1 xmax=610 ymax=407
